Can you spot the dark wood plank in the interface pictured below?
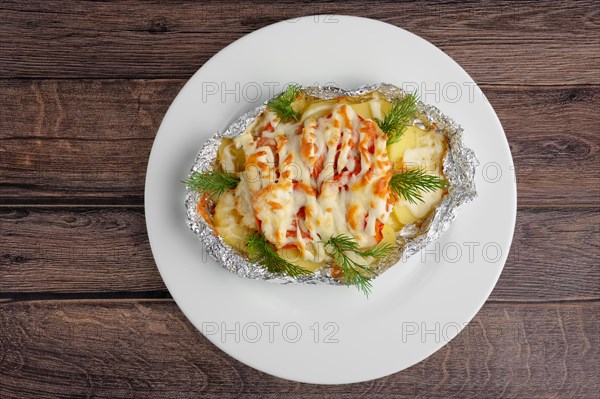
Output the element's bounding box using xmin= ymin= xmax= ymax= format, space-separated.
xmin=0 ymin=208 xmax=164 ymax=294
xmin=1 ymin=1 xmax=599 ymax=84
xmin=1 ymin=207 xmax=598 ymax=300
xmin=495 ymin=208 xmax=600 ymax=301
xmin=1 ymin=80 xmax=598 ymax=206
xmin=0 ymin=300 xmax=597 ymax=398
xmin=492 ymin=86 xmax=599 ymax=207
xmin=0 ymin=80 xmax=181 ymax=205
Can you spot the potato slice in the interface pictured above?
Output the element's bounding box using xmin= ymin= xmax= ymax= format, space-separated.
xmin=214 ymin=190 xmax=251 ymax=252
xmin=349 ymin=102 xmax=373 ymax=120
xmin=217 ymin=138 xmax=246 ymax=173
xmin=386 ymin=126 xmax=422 ymax=164
xmin=380 ymin=223 xmax=397 ymax=247
xmin=277 ymin=247 xmax=321 ymax=272
xmin=300 ymin=100 xmax=335 ymax=122
xmin=393 ymin=203 xmax=419 ymax=226
xmin=387 ymin=212 xmax=404 ymax=231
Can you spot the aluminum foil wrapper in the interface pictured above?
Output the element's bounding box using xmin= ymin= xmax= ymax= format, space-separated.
xmin=185 ymin=83 xmax=478 ymax=286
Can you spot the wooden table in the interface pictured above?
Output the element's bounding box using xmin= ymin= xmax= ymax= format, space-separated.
xmin=1 ymin=1 xmax=598 ymax=397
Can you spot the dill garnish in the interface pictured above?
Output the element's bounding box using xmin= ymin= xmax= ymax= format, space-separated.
xmin=267 ymin=85 xmax=301 ymax=122
xmin=323 ymin=235 xmax=395 ymax=296
xmin=246 ymin=232 xmax=312 ymax=278
xmin=389 ymin=168 xmax=448 ymax=204
xmin=375 ymin=93 xmax=418 ymax=144
xmin=184 ymin=171 xmax=240 ymax=197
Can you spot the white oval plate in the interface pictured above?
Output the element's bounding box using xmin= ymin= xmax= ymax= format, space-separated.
xmin=145 ymin=15 xmax=516 ymax=384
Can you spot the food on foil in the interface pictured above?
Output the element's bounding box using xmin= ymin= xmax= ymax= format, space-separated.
xmin=184 ymin=84 xmax=473 ymax=295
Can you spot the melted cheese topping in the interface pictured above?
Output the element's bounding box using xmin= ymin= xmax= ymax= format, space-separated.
xmin=215 ymin=96 xmax=448 ymax=266
xmin=222 ymin=102 xmax=392 ymax=262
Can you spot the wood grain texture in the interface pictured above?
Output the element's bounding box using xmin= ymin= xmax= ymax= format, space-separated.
xmin=0 ymin=80 xmax=180 ymax=204
xmin=1 ymin=1 xmax=599 ymax=396
xmin=0 ymin=300 xmax=598 ymax=398
xmin=1 ymin=1 xmax=599 ymax=84
xmin=1 ymin=207 xmax=598 ymax=300
xmin=1 ymin=80 xmax=598 ymax=206
xmin=0 ymin=208 xmax=162 ymax=294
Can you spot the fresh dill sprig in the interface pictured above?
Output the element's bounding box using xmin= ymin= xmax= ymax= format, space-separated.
xmin=246 ymin=232 xmax=312 ymax=278
xmin=389 ymin=168 xmax=448 ymax=204
xmin=183 ymin=171 xmax=240 ymax=197
xmin=361 ymin=241 xmax=396 ymax=259
xmin=267 ymin=85 xmax=301 ymax=122
xmin=375 ymin=93 xmax=418 ymax=144
xmin=323 ymin=235 xmax=395 ymax=296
